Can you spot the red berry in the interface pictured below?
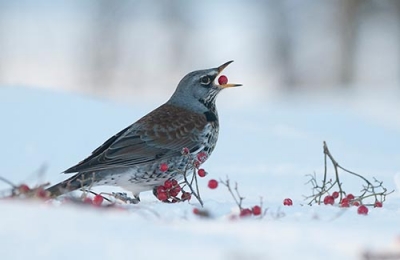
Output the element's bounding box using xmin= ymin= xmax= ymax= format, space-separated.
xmin=197 ymin=169 xmax=207 ymax=177
xmin=357 ymin=205 xmax=368 ymax=215
xmin=181 ymin=192 xmax=191 ymax=201
xmin=340 ymin=198 xmax=350 ymax=207
xmin=156 ymin=186 xmax=166 ymax=194
xmin=157 ymin=192 xmax=168 ymax=201
xmin=171 ymin=179 xmax=178 ymax=187
xmin=35 ymin=188 xmax=49 ymax=199
xmin=170 ymin=186 xmax=181 ymax=197
xmin=352 ymin=201 xmax=360 ymax=207
xmin=283 ymin=198 xmax=293 ymax=206
xmin=218 ymin=75 xmax=228 ymax=85
xmin=252 ymin=205 xmax=262 ymax=216
xmin=374 ymin=201 xmax=383 ymax=208
xmin=240 ymin=208 xmax=252 ymax=218
xmin=83 ymin=197 xmax=93 ymax=204
xmin=193 ymin=160 xmax=201 ymax=168
xmin=93 ymin=194 xmax=104 ymax=206
xmin=341 ymin=202 xmax=350 ymax=208
xmin=160 ymin=163 xmax=168 ymax=172
xmin=18 ymin=184 xmax=30 ymax=193
xmin=332 ymin=191 xmax=339 ymax=199
xmin=173 ymin=185 xmax=181 ymax=193
xmin=346 ymin=194 xmax=355 ymax=200
xmin=193 ymin=208 xmax=200 ymax=215
xmin=208 ymin=179 xmax=218 ymax=189
xmin=323 ymin=195 xmax=335 ymax=205
xmin=164 ymin=180 xmax=173 ymax=189
xmin=181 ymin=147 xmax=190 ymax=155
xmin=196 ymin=152 xmax=208 ymax=163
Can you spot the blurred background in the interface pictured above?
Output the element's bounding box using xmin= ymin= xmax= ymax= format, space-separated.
xmin=0 ymin=0 xmax=399 ymax=102
xmin=0 ymin=0 xmax=399 ymax=212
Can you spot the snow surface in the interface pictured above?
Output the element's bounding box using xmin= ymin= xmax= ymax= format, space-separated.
xmin=1 ymin=86 xmax=400 ymax=260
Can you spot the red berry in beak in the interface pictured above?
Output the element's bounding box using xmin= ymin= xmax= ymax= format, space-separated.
xmin=218 ymin=75 xmax=228 ymax=85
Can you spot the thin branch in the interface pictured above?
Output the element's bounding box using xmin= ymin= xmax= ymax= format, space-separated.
xmin=305 ymin=141 xmax=393 ymax=206
xmin=220 ymin=177 xmax=243 ymax=210
xmin=0 ymin=176 xmax=16 ymax=188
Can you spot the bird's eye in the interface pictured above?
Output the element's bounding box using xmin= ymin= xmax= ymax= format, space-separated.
xmin=200 ymin=76 xmax=211 ymax=85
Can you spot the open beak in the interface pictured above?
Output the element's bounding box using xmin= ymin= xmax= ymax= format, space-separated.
xmin=216 ymin=60 xmax=242 ymax=88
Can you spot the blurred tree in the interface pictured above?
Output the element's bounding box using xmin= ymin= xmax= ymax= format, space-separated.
xmin=392 ymin=0 xmax=400 ymax=87
xmin=0 ymin=2 xmax=5 ymax=81
xmin=338 ymin=0 xmax=360 ymax=86
xmin=84 ymin=0 xmax=124 ymax=92
xmin=272 ymin=0 xmax=295 ymax=89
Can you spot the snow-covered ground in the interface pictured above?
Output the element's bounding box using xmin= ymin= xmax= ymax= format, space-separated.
xmin=1 ymin=86 xmax=400 ymax=260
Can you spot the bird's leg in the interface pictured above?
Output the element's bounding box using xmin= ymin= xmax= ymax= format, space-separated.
xmin=152 ymin=187 xmax=157 ymax=198
xmin=111 ymin=192 xmax=140 ymax=204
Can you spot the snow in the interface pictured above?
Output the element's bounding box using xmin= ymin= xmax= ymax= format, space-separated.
xmin=1 ymin=86 xmax=400 ymax=260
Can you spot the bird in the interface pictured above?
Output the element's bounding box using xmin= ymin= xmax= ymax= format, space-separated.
xmin=47 ymin=61 xmax=241 ymax=202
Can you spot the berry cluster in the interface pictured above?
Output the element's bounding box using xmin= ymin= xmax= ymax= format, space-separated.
xmin=82 ymin=194 xmax=105 ymax=206
xmin=320 ymin=190 xmax=382 ymax=209
xmin=193 ymin=204 xmax=263 ymax=219
xmin=153 ymin=151 xmax=211 ymax=204
xmin=154 ymin=149 xmax=212 ymax=206
xmin=305 ymin=141 xmax=392 ymax=216
xmin=325 ymin=192 xmax=383 ymax=215
xmin=239 ymin=205 xmax=262 ymax=217
xmin=155 ymin=179 xmax=191 ymax=203
xmin=207 ymin=177 xmax=264 ymax=219
xmin=1 ymin=181 xmax=51 ymax=200
xmin=80 ymin=194 xmax=97 ymax=204
xmin=0 ymin=178 xmax=116 ymax=209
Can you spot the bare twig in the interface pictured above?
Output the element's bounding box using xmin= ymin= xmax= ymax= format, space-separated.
xmin=306 ymin=141 xmax=393 ymax=206
xmin=0 ymin=176 xmax=17 ymax=188
xmin=220 ymin=177 xmax=244 ymax=210
xmin=181 ymin=166 xmax=204 ymax=207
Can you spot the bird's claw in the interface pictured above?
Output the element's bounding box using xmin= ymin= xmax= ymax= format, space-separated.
xmin=111 ymin=192 xmax=140 ymax=204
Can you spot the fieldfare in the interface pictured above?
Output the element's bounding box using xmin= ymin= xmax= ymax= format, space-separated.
xmin=47 ymin=61 xmax=241 ymax=202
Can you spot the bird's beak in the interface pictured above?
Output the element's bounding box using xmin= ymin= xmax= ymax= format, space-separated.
xmin=216 ymin=60 xmax=242 ymax=88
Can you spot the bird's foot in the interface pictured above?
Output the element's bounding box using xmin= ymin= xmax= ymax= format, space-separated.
xmin=111 ymin=192 xmax=140 ymax=204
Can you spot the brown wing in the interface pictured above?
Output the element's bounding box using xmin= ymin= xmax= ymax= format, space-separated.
xmin=64 ymin=104 xmax=208 ymax=173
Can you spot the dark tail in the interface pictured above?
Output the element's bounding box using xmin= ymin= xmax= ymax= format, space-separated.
xmin=46 ymin=172 xmax=98 ymax=197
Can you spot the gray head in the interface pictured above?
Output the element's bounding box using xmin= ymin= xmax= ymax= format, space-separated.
xmin=167 ymin=61 xmax=241 ymax=113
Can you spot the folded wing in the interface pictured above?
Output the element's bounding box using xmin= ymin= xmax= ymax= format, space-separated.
xmin=64 ymin=104 xmax=208 ymax=173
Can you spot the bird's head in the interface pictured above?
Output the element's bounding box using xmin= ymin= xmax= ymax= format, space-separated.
xmin=168 ymin=61 xmax=241 ymax=112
